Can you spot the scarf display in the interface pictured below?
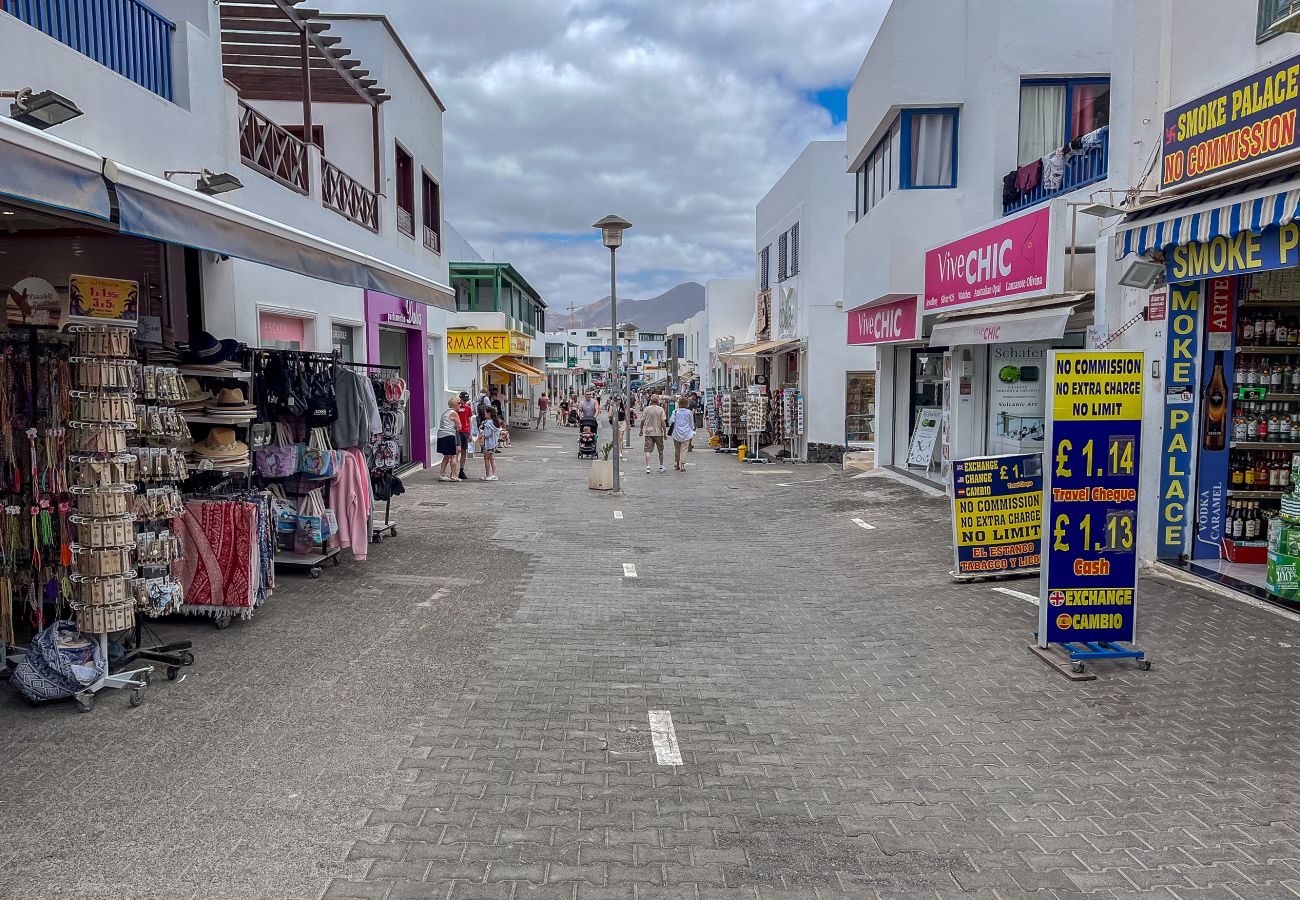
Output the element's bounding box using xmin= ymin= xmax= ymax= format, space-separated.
xmin=175 ymin=496 xmax=272 ymax=620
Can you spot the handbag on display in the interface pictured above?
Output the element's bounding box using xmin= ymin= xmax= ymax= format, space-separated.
xmin=257 ymin=423 xmax=301 ymax=478
xmin=299 ymin=427 xmax=339 ymax=477
xmin=296 ymin=488 xmax=326 ymax=546
xmin=307 ymin=362 xmax=339 ymax=428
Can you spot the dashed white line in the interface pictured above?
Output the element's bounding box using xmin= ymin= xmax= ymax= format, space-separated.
xmin=614 ymin=510 xmax=624 ymax=520
xmin=991 ymin=586 xmax=1038 ymax=605
xmin=850 ymin=518 xmax=875 ymax=530
xmin=622 ymin=563 xmax=637 ymax=578
xmin=416 ymin=586 xmax=450 ymax=609
xmin=647 ymin=710 xmax=682 ymax=765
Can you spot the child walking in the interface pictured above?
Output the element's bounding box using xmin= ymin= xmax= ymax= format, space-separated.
xmin=480 ymin=408 xmax=501 ymax=481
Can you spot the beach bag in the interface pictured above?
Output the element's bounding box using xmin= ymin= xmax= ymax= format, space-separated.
xmin=256 ymin=423 xmax=300 ymax=478
xmin=299 ymin=427 xmax=339 ymax=477
xmin=296 ymin=488 xmax=326 ymax=546
xmin=10 ymin=620 xmax=106 ymax=702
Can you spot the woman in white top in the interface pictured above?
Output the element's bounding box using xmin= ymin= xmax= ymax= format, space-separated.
xmin=669 ymin=396 xmax=695 ymax=472
xmin=436 ymin=397 xmax=461 ymax=482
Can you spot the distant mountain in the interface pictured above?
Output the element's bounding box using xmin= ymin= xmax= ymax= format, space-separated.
xmin=552 ymin=282 xmax=705 ymax=332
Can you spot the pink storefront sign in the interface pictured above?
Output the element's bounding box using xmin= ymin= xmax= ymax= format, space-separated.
xmin=847 ymin=295 xmax=919 ymax=345
xmin=923 ymin=206 xmax=1051 ymax=313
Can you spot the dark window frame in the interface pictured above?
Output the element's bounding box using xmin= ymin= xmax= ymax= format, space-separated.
xmin=394 ymin=142 xmax=415 ymax=237
xmin=778 ymin=231 xmax=789 ymax=282
xmin=1017 ymin=77 xmax=1110 ymax=162
xmin=790 ymin=222 xmax=800 ymax=275
xmin=759 ymin=245 xmax=770 ymax=291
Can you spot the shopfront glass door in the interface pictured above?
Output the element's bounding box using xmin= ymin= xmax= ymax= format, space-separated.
xmin=379 ymin=327 xmax=412 ymax=463
xmin=907 ymin=349 xmax=946 ymax=469
xmin=845 ymin=372 xmax=876 ymax=446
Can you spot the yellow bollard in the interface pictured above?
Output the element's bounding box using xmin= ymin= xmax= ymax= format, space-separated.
xmin=738 ymin=443 xmax=747 ymax=463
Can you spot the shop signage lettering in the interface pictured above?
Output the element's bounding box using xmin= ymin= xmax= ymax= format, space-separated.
xmin=949 ymin=453 xmax=1042 ymax=577
xmin=511 ymin=334 xmax=530 ymax=355
xmin=1039 ymin=350 xmax=1144 ymax=647
xmin=1147 ymin=290 xmax=1167 ymax=322
xmin=448 ymin=330 xmax=510 ymax=354
xmin=847 ymin=295 xmax=918 ymax=345
xmin=923 ymin=206 xmax=1051 ymax=312
xmin=68 ymin=275 xmax=138 ymax=324
xmin=1195 ymin=278 xmax=1237 ymax=560
xmin=1158 ymin=283 xmax=1201 ymax=559
xmin=1162 ymin=53 xmax=1300 ymax=189
xmin=384 ymin=299 xmax=423 ymax=327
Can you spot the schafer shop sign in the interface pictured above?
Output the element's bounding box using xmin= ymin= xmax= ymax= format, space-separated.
xmin=1162 ymin=53 xmax=1300 ymax=190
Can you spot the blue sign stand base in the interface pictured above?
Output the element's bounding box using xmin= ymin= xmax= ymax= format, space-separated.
xmin=1056 ymin=640 xmax=1151 ymax=674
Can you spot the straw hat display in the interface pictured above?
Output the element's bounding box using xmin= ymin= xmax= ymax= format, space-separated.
xmin=204 ymin=387 xmax=257 ymax=419
xmin=190 ymin=427 xmax=249 ymax=467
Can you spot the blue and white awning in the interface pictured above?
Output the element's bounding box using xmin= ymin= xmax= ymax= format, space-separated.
xmin=1117 ymin=171 xmax=1300 ymax=259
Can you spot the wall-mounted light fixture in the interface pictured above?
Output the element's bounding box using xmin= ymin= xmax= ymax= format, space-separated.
xmin=164 ymin=169 xmax=245 ymax=196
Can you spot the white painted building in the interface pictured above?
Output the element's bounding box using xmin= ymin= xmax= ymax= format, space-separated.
xmin=702 ymin=278 xmax=758 ymax=394
xmin=753 ymin=141 xmax=860 ymax=459
xmin=0 ymin=1 xmax=455 ymax=466
xmin=843 ymin=0 xmax=1115 ymax=484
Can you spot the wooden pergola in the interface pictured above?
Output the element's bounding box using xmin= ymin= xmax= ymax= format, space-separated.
xmin=219 ymin=0 xmax=388 ymax=199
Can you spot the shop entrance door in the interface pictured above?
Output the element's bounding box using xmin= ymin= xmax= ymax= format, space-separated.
xmin=907 ymin=348 xmax=945 ymax=471
xmin=379 ymin=327 xmax=412 ymax=463
xmin=845 ymin=372 xmax=876 ymax=446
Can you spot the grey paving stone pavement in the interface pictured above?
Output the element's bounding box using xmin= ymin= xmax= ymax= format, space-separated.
xmin=4 ymin=428 xmax=1300 ymax=900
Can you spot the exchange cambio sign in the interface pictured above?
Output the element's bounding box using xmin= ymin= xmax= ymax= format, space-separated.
xmin=923 ymin=206 xmax=1051 ymax=313
xmin=847 ymin=294 xmax=918 ymax=345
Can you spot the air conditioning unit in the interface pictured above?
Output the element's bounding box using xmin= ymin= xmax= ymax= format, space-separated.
xmin=1268 ymin=0 xmax=1300 ymax=32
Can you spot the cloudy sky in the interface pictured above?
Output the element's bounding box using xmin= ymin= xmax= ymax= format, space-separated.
xmin=318 ymin=1 xmax=888 ymax=307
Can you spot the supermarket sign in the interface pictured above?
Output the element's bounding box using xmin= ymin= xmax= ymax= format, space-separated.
xmin=1162 ymin=53 xmax=1300 ymax=190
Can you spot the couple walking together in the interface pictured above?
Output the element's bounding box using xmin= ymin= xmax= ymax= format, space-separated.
xmin=639 ymin=395 xmax=695 ymax=473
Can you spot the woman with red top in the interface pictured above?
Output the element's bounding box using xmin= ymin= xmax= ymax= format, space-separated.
xmin=456 ymin=391 xmax=473 ymax=480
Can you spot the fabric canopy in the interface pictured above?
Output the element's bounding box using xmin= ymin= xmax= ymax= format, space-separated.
xmin=718 ymin=338 xmax=801 ymax=359
xmin=113 ymin=166 xmax=455 ymax=309
xmin=1117 ymin=170 xmax=1300 ymax=259
xmin=488 ymin=356 xmax=545 ymax=378
xmin=0 ymin=119 xmax=112 ymax=220
xmin=929 ymin=293 xmax=1092 ymax=346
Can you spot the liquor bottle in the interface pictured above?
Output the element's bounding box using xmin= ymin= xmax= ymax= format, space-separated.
xmin=1246 ymin=456 xmax=1257 ymax=486
xmin=1257 ymin=455 xmax=1270 ymax=485
xmin=1203 ymin=351 xmax=1228 ymax=451
xmin=1281 ymin=318 xmax=1291 ymax=346
xmin=1256 ymin=311 xmax=1268 ymax=344
xmin=1274 ymin=364 xmax=1286 ymax=389
xmin=1231 ymin=457 xmax=1245 ymax=486
xmin=1267 ymin=314 xmax=1279 ymax=345
xmin=1248 ymin=503 xmax=1261 ymax=540
xmin=1243 ymin=317 xmax=1257 ymax=345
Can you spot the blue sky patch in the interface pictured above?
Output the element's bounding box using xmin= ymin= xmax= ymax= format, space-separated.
xmin=809 ymin=85 xmax=850 ymax=125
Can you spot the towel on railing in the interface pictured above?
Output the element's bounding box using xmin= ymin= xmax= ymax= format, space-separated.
xmin=1014 ymin=159 xmax=1042 ymax=193
xmin=1041 ymin=150 xmax=1066 ymax=191
xmin=1002 ymin=170 xmax=1019 ymax=205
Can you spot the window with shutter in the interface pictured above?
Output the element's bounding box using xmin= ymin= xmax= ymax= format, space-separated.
xmin=778 ymin=232 xmax=788 ymax=282
xmin=790 ymin=222 xmax=800 ymax=275
xmin=759 ymin=246 xmax=770 ymax=291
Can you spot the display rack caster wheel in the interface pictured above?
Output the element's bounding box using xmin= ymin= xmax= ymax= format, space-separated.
xmin=1070 ymin=661 xmax=1085 ymax=674
xmin=309 ymin=567 xmax=322 ymax=578
xmin=129 ymin=686 xmax=145 ymax=708
xmin=138 ymin=670 xmax=151 ymax=687
xmin=1136 ymin=658 xmax=1152 ymax=670
xmin=166 ymin=665 xmax=180 ymax=681
xmin=390 ymin=525 xmax=397 ymax=536
xmin=75 ymin=692 xmax=95 ymax=713
xmin=214 ymin=613 xmax=232 ymax=630
xmin=179 ymin=649 xmax=195 ymax=666
xmin=373 ymin=532 xmax=384 ymax=544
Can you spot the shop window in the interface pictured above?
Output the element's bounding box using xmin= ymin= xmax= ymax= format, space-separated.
xmin=1017 ymin=78 xmax=1110 ymax=166
xmin=260 ymin=311 xmax=311 ymax=351
xmin=592 ymin=352 xmax=601 ymax=366
xmin=421 ymin=171 xmax=441 ymax=253
xmin=331 ymin=323 xmax=357 ymax=362
xmin=587 ymin=330 xmax=598 ymax=337
xmin=395 ymin=144 xmax=415 ymax=236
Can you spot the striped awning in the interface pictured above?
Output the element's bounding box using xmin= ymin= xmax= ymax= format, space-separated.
xmin=1117 ymin=171 xmax=1300 ymax=259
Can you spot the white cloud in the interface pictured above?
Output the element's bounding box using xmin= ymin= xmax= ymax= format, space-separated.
xmin=316 ymin=0 xmax=887 ymax=307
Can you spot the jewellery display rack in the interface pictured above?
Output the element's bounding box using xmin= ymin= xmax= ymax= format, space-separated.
xmin=742 ymin=389 xmax=770 ymax=464
xmin=65 ymin=324 xmax=151 ymax=711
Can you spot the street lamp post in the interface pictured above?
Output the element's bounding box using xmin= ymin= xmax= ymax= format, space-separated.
xmin=594 ymin=214 xmax=633 ymax=493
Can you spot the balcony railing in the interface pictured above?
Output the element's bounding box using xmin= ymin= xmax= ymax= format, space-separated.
xmin=397 ymin=207 xmax=414 ymax=237
xmin=239 ymin=101 xmax=308 ymax=194
xmin=423 ymin=225 xmax=440 ymax=253
xmin=321 ymin=156 xmax=379 ymax=232
xmin=1004 ymin=128 xmax=1109 ymax=216
xmin=4 ymin=0 xmax=175 ymax=100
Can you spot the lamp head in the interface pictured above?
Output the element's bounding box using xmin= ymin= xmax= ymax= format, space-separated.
xmin=8 ymin=88 xmax=82 ymax=129
xmin=593 ymin=214 xmax=633 ymax=249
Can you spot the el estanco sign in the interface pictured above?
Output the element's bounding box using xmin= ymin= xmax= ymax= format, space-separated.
xmin=847 ymin=294 xmax=919 ymax=345
xmin=924 ymin=206 xmax=1051 ymax=313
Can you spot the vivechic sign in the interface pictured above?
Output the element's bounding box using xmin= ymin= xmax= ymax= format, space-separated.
xmin=923 ymin=206 xmax=1051 ymax=313
xmin=847 ymin=295 xmax=918 ymax=345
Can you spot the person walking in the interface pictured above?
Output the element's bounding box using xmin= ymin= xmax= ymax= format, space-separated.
xmin=479 ymin=408 xmax=500 ymax=481
xmin=669 ymin=395 xmax=695 ymax=472
xmin=640 ymin=394 xmax=667 ymax=473
xmin=456 ymin=391 xmax=473 ymax=480
xmin=436 ymin=397 xmax=461 ymax=482
xmin=687 ymin=391 xmax=702 ymax=451
xmin=536 ymin=392 xmax=549 ymax=430
xmin=578 ymin=390 xmax=600 ymax=422
xmin=558 ymin=394 xmax=570 ymax=426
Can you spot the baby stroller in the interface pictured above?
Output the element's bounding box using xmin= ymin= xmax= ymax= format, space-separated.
xmin=577 ymin=417 xmax=599 ymax=459
xmin=567 ymin=408 xmax=580 ymax=427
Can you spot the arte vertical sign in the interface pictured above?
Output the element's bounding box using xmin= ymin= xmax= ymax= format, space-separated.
xmin=1195 ymin=277 xmax=1236 ymax=559
xmin=1039 ymin=351 xmax=1144 ymax=648
xmin=1158 ymin=283 xmax=1202 ymax=559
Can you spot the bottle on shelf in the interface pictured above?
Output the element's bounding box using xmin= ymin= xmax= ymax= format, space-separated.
xmin=1203 ymin=351 xmax=1228 ymax=451
xmin=1242 ymin=317 xmax=1257 ymax=345
xmin=1267 ymin=313 xmax=1278 ymax=345
xmin=1280 ymin=318 xmax=1291 ymax=346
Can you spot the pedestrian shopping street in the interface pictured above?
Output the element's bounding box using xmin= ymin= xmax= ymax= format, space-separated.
xmin=5 ymin=428 xmax=1300 ymax=900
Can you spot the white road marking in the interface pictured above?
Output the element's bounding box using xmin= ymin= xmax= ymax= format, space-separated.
xmin=623 ymin=563 xmax=637 ymax=578
xmin=777 ymin=478 xmax=828 ymax=486
xmin=850 ymin=518 xmax=875 ymax=530
xmin=614 ymin=510 xmax=624 ymax=520
xmin=416 ymin=586 xmax=450 ymax=609
xmin=991 ymin=586 xmax=1038 ymax=605
xmin=648 ymin=710 xmax=683 ymax=765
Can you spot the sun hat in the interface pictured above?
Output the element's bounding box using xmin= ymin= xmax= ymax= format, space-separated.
xmin=183 ymin=331 xmax=241 ymax=365
xmin=192 ymin=427 xmax=249 ymax=459
xmin=207 ymin=387 xmax=256 ymax=411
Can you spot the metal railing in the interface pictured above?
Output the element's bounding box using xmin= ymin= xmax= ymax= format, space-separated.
xmin=4 ymin=0 xmax=175 ymax=100
xmin=423 ymin=224 xmax=440 ymax=253
xmin=1004 ymin=128 xmax=1109 ymax=216
xmin=397 ymin=206 xmax=414 ymax=237
xmin=321 ymin=156 xmax=379 ymax=232
xmin=238 ymin=101 xmax=308 ymax=194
